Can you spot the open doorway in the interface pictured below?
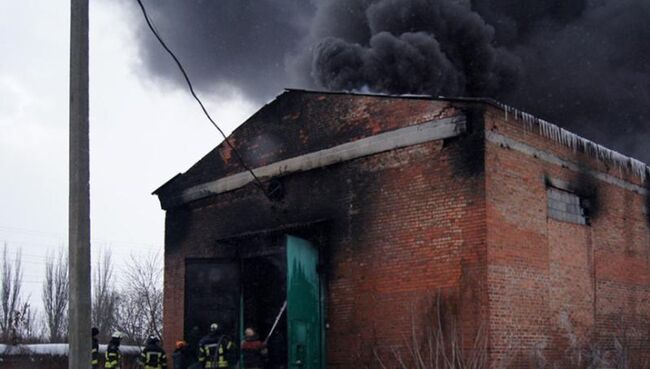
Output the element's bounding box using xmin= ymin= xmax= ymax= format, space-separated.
xmin=184 ymin=259 xmax=240 ymax=360
xmin=242 ymin=253 xmax=288 ymax=369
xmin=183 ymin=235 xmax=324 ymax=369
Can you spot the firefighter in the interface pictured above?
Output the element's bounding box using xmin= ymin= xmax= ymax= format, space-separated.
xmin=240 ymin=327 xmax=267 ymax=369
xmin=198 ymin=323 xmax=235 ymax=369
xmin=173 ymin=340 xmax=194 ymax=369
xmin=92 ymin=327 xmax=100 ymax=369
xmin=105 ymin=331 xmax=123 ymax=369
xmin=139 ymin=335 xmax=168 ymax=369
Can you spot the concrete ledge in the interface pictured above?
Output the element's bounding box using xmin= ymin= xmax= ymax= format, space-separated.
xmin=486 ymin=131 xmax=648 ymax=196
xmin=160 ymin=115 xmax=467 ymax=209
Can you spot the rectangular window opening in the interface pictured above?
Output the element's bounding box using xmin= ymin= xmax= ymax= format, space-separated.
xmin=547 ymin=187 xmax=590 ymax=225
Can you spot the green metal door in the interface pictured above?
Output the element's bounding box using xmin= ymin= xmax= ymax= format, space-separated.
xmin=286 ymin=235 xmax=322 ymax=369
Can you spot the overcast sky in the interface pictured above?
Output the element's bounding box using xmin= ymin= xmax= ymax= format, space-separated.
xmin=0 ymin=1 xmax=256 ymax=310
xmin=3 ymin=0 xmax=649 ymax=320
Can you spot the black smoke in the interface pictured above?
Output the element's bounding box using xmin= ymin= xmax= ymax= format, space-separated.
xmin=483 ymin=0 xmax=650 ymax=162
xmin=299 ymin=0 xmax=521 ymax=97
xmin=125 ymin=0 xmax=315 ymax=101
xmin=128 ymin=0 xmax=650 ymax=163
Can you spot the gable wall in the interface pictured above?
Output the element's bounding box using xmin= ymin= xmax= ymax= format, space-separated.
xmin=162 ymin=92 xmax=458 ymax=193
xmin=162 ymin=99 xmax=489 ymax=369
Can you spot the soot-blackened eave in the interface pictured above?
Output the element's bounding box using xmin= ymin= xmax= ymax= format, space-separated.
xmin=158 ymin=91 xmax=459 ymax=200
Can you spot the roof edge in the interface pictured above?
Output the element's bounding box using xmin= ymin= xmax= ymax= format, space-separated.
xmin=285 ymin=89 xmax=649 ymax=180
xmin=152 ymin=173 xmax=182 ymax=196
xmin=153 ymin=89 xmax=649 ymax=204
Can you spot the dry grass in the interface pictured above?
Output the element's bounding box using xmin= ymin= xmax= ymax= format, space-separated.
xmin=371 ymin=297 xmax=649 ymax=369
xmin=373 ymin=293 xmax=510 ymax=369
xmin=557 ymin=311 xmax=649 ymax=369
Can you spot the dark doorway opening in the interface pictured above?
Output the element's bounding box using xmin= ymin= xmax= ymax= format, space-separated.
xmin=184 ymin=259 xmax=240 ymax=360
xmin=242 ymin=253 xmax=288 ymax=369
xmin=183 ymin=234 xmax=323 ymax=369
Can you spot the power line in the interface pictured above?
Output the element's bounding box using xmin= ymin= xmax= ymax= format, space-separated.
xmin=134 ymin=0 xmax=273 ymax=202
xmin=0 ymin=230 xmax=163 ymax=252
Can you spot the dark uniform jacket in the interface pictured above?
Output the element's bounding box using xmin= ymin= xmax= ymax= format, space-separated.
xmin=241 ymin=335 xmax=267 ymax=369
xmin=198 ymin=333 xmax=235 ymax=369
xmin=173 ymin=346 xmax=195 ymax=369
xmin=139 ymin=342 xmax=168 ymax=369
xmin=105 ymin=340 xmax=121 ymax=369
xmin=92 ymin=337 xmax=99 ymax=369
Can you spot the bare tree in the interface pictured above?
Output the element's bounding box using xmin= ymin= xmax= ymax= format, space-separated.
xmin=116 ymin=252 xmax=163 ymax=345
xmin=0 ymin=243 xmax=25 ymax=343
xmin=42 ymin=248 xmax=69 ymax=342
xmin=115 ymin=291 xmax=148 ymax=345
xmin=11 ymin=301 xmax=37 ymax=344
xmin=92 ymin=248 xmax=119 ymax=341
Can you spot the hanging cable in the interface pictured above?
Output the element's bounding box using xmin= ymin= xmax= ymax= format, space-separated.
xmin=135 ymin=0 xmax=272 ymax=201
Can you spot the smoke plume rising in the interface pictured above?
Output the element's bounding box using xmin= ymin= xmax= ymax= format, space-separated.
xmin=299 ymin=0 xmax=521 ymax=97
xmin=128 ymin=0 xmax=650 ymax=163
xmin=127 ymin=0 xmax=315 ymax=101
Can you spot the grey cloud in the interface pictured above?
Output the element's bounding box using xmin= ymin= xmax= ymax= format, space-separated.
xmin=127 ymin=0 xmax=650 ymax=162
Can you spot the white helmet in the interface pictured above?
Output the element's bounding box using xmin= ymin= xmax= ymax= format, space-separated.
xmin=111 ymin=331 xmax=123 ymax=339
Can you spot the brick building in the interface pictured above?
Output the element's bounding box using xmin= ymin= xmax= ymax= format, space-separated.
xmin=154 ymin=90 xmax=650 ymax=369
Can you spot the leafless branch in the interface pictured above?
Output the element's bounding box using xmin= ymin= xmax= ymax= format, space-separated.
xmin=115 ymin=251 xmax=163 ymax=345
xmin=92 ymin=248 xmax=119 ymax=341
xmin=42 ymin=248 xmax=69 ymax=342
xmin=1 ymin=243 xmax=26 ymax=343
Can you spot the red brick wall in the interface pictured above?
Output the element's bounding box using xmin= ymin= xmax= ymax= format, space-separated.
xmin=162 ymin=98 xmax=489 ymax=369
xmin=161 ymin=93 xmax=650 ymax=369
xmin=158 ymin=91 xmax=459 ymax=193
xmin=484 ymin=106 xmax=650 ymax=368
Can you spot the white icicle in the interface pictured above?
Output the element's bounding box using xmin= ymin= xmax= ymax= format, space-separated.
xmin=491 ymin=101 xmax=649 ymax=181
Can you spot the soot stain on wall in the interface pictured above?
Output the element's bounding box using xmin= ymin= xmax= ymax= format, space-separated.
xmin=574 ymin=168 xmax=601 ymax=222
xmin=166 ymin=206 xmax=194 ymax=250
xmin=449 ymin=107 xmax=486 ymax=179
xmin=645 ymin=170 xmax=650 ymax=229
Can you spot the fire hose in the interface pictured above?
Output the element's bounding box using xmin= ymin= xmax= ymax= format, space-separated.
xmin=264 ymin=300 xmax=287 ymax=345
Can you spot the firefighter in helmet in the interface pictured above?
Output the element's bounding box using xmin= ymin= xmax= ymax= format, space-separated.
xmin=91 ymin=327 xmax=100 ymax=369
xmin=198 ymin=323 xmax=236 ymax=369
xmin=138 ymin=335 xmax=168 ymax=369
xmin=105 ymin=331 xmax=123 ymax=369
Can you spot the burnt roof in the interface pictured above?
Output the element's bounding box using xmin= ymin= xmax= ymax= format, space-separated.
xmin=154 ymin=89 xmax=649 ymax=200
xmin=153 ymin=89 xmax=473 ymax=197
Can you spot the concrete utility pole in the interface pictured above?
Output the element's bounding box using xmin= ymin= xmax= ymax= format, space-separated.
xmin=69 ymin=0 xmax=91 ymax=368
